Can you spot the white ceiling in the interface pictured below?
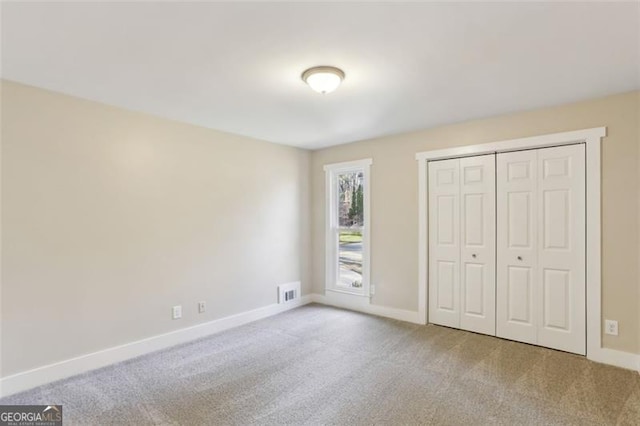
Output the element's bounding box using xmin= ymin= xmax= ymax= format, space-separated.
xmin=2 ymin=2 xmax=639 ymax=149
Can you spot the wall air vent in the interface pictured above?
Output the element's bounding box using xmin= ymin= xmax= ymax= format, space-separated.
xmin=278 ymin=281 xmax=301 ymax=304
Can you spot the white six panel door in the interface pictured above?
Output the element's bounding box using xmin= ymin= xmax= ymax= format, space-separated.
xmin=459 ymin=155 xmax=496 ymax=335
xmin=496 ymin=150 xmax=538 ymax=345
xmin=428 ymin=158 xmax=461 ymax=328
xmin=429 ymin=155 xmax=496 ymax=335
xmin=537 ymin=145 xmax=585 ymax=355
xmin=496 ymin=145 xmax=586 ymax=355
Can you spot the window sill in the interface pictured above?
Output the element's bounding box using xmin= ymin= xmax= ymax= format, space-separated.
xmin=326 ymin=288 xmax=370 ymax=298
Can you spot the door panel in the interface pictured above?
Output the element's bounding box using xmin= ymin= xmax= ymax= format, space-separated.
xmin=428 ymin=159 xmax=460 ymax=328
xmin=542 ymin=268 xmax=570 ymax=330
xmin=537 ymin=144 xmax=585 ymax=355
xmin=508 ymin=192 xmax=532 ymax=248
xmin=436 ymin=261 xmax=456 ymax=311
xmin=497 ymin=150 xmax=538 ymax=345
xmin=463 ymin=194 xmax=484 ymax=246
xmin=543 ymin=190 xmax=570 ymax=250
xmin=507 ymin=266 xmax=533 ymax=325
xmin=459 ymin=155 xmax=496 ymax=335
xmin=463 ymin=263 xmax=484 ymax=315
xmin=437 ymin=196 xmax=456 ymax=245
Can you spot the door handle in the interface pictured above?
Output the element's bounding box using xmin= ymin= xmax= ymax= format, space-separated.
xmin=517 ymin=256 xmax=523 ymax=261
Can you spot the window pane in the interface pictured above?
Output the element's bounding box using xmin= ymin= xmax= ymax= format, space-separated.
xmin=339 ymin=230 xmax=363 ymax=289
xmin=337 ymin=171 xmax=364 ymax=228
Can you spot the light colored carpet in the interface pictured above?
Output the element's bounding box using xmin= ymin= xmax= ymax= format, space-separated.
xmin=2 ymin=304 xmax=639 ymax=425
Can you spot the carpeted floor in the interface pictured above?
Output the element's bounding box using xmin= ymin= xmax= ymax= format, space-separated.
xmin=2 ymin=304 xmax=639 ymax=425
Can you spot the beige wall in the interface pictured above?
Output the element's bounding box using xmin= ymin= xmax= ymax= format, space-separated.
xmin=0 ymin=81 xmax=311 ymax=377
xmin=2 ymin=81 xmax=638 ymax=381
xmin=312 ymin=91 xmax=640 ymax=355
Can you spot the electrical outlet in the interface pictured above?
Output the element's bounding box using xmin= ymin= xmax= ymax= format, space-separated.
xmin=370 ymin=284 xmax=376 ymax=295
xmin=172 ymin=305 xmax=182 ymax=320
xmin=198 ymin=301 xmax=206 ymax=313
xmin=605 ymin=319 xmax=618 ymax=336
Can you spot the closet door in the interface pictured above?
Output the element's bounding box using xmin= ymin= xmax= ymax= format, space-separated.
xmin=459 ymin=155 xmax=496 ymax=335
xmin=537 ymin=144 xmax=585 ymax=355
xmin=497 ymin=145 xmax=586 ymax=355
xmin=428 ymin=158 xmax=460 ymax=328
xmin=496 ymin=150 xmax=538 ymax=345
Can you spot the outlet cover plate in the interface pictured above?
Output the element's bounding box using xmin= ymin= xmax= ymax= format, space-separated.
xmin=172 ymin=305 xmax=182 ymax=320
xmin=605 ymin=319 xmax=618 ymax=336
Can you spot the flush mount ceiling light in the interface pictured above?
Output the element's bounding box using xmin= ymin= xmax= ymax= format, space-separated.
xmin=301 ymin=66 xmax=345 ymax=94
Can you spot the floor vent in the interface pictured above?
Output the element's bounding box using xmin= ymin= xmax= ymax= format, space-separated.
xmin=278 ymin=282 xmax=301 ymax=304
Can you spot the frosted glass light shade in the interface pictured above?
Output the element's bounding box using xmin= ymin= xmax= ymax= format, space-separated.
xmin=302 ymin=66 xmax=345 ymax=94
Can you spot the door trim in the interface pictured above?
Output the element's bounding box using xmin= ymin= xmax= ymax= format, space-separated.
xmin=416 ymin=127 xmax=606 ymax=361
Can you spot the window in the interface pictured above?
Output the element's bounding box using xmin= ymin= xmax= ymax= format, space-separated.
xmin=324 ymin=159 xmax=372 ymax=296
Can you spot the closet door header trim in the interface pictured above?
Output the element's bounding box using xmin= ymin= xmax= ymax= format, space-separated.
xmin=415 ymin=127 xmax=605 ymax=161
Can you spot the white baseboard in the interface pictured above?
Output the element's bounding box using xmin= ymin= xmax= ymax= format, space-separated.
xmin=587 ymin=346 xmax=640 ymax=373
xmin=0 ymin=294 xmax=314 ymax=398
xmin=310 ymin=293 xmax=423 ymax=324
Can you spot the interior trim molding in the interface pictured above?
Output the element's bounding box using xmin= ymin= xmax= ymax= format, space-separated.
xmin=586 ymin=347 xmax=640 ymax=372
xmin=415 ymin=127 xmax=627 ymax=366
xmin=0 ymin=294 xmax=314 ymax=398
xmin=323 ymin=158 xmax=373 ymax=300
xmin=311 ymin=293 xmax=422 ymax=324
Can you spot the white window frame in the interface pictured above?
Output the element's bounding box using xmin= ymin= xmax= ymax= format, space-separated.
xmin=324 ymin=158 xmax=372 ymax=298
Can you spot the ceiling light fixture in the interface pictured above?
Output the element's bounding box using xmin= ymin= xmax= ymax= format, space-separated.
xmin=301 ymin=66 xmax=345 ymax=94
